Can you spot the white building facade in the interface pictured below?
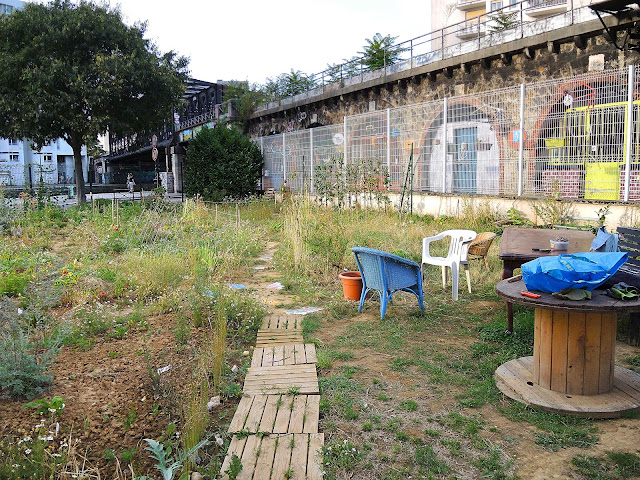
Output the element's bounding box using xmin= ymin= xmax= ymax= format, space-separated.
xmin=0 ymin=0 xmax=89 ymax=187
xmin=430 ymin=0 xmax=592 ymax=45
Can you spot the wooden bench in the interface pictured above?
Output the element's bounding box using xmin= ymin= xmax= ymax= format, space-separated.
xmin=615 ymin=227 xmax=640 ymax=345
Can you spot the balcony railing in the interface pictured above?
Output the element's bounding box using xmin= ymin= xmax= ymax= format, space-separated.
xmin=525 ymin=0 xmax=567 ymax=17
xmin=456 ymin=21 xmax=487 ymax=39
xmin=456 ymin=0 xmax=486 ymax=11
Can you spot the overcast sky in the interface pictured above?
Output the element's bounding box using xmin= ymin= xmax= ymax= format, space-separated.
xmin=64 ymin=0 xmax=433 ymax=85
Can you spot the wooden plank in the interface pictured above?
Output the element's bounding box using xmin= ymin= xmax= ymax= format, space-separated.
xmin=599 ymin=313 xmax=616 ymax=394
xmin=247 ymin=365 xmax=318 ymax=376
xmin=253 ymin=435 xmax=276 ymax=480
xmin=284 ymin=344 xmax=296 ymax=366
xmin=538 ymin=308 xmax=553 ymax=389
xmin=237 ymin=434 xmax=261 ymax=480
xmin=263 ymin=346 xmax=275 ymax=367
xmin=614 ymin=367 xmax=640 ymax=402
xmin=273 ymin=395 xmax=294 ymax=433
xmin=290 ymin=433 xmax=309 ymax=479
xmin=294 ymin=344 xmax=306 ymax=364
xmin=533 ymin=309 xmax=541 ymax=384
xmin=271 ymin=434 xmax=293 ymax=480
xmin=566 ymin=312 xmax=586 ymax=395
xmin=220 ymin=436 xmax=247 ymax=480
xmin=259 ymin=395 xmax=281 ymax=432
xmin=257 ymin=331 xmax=304 ymax=339
xmin=307 ymin=433 xmax=325 ymax=480
xmin=305 ymin=344 xmax=317 ymax=364
xmin=288 ymin=395 xmax=307 ymax=433
xmin=251 ymin=348 xmax=264 ymax=368
xmin=303 ymin=395 xmax=320 ymax=434
xmin=256 ymin=333 xmax=304 ymax=342
xmin=550 ymin=310 xmax=569 ymax=393
xmin=228 ymin=396 xmax=254 ymax=432
xmin=584 ymin=313 xmax=602 ymax=395
xmin=272 ymin=346 xmax=285 ymax=366
xmin=245 ymin=395 xmax=268 ymax=432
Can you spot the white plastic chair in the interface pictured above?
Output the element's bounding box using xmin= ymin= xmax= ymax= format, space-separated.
xmin=421 ymin=229 xmax=477 ymax=300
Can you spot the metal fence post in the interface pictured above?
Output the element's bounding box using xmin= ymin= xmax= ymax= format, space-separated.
xmin=624 ymin=64 xmax=634 ymax=202
xmin=310 ymin=128 xmax=314 ymax=194
xmin=518 ymin=83 xmax=525 ymax=197
xmin=386 ymin=108 xmax=391 ymax=177
xmin=442 ymin=97 xmax=448 ymax=193
xmin=344 ymin=116 xmax=348 ymax=201
xmin=260 ymin=137 xmax=264 ymax=191
xmin=571 ymin=0 xmax=574 ymax=25
xmin=441 ymin=28 xmax=445 ymax=60
xmin=410 ymin=40 xmax=414 ymax=68
xmin=282 ymin=133 xmax=287 ymax=188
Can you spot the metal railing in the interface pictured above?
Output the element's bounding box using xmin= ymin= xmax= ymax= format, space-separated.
xmin=255 ymin=0 xmax=591 ymax=112
xmin=255 ymin=65 xmax=640 ymax=203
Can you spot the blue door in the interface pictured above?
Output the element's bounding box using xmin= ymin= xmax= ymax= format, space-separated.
xmin=453 ymin=127 xmax=477 ymax=194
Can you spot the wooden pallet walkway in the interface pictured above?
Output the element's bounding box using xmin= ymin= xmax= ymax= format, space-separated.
xmin=243 ymin=365 xmax=319 ymax=396
xmin=228 ymin=394 xmax=320 ymax=434
xmin=220 ymin=433 xmax=324 ymax=480
xmin=222 ymin=248 xmax=324 ymax=479
xmin=261 ymin=316 xmax=302 ymax=331
xmin=252 ymin=344 xmax=317 ymax=367
xmin=256 ymin=331 xmax=304 ymax=347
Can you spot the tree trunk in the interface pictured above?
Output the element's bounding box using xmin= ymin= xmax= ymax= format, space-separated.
xmin=71 ymin=137 xmax=86 ymax=204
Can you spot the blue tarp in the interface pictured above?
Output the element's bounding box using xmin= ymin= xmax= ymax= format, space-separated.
xmin=522 ymin=252 xmax=628 ymax=293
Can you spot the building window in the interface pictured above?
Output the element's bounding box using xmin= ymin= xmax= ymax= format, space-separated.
xmin=0 ymin=4 xmax=14 ymax=15
xmin=490 ymin=0 xmax=516 ymax=10
xmin=8 ymin=138 xmax=18 ymax=145
xmin=9 ymin=153 xmax=19 ymax=162
xmin=43 ymin=154 xmax=53 ymax=162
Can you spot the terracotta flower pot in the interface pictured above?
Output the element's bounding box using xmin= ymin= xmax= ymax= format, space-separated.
xmin=339 ymin=271 xmax=363 ymax=301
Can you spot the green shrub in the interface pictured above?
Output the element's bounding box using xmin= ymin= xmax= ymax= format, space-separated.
xmin=0 ymin=321 xmax=58 ymax=399
xmin=0 ymin=272 xmax=30 ymax=296
xmin=184 ymin=124 xmax=263 ymax=201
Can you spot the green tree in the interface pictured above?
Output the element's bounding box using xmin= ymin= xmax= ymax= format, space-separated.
xmin=263 ymin=69 xmax=317 ymax=101
xmin=223 ymin=80 xmax=266 ymax=132
xmin=0 ymin=0 xmax=188 ymax=203
xmin=489 ymin=11 xmax=519 ymax=33
xmin=184 ymin=125 xmax=263 ymax=201
xmin=358 ymin=33 xmax=405 ymax=71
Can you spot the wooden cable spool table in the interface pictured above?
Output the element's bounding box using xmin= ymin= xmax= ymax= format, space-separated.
xmin=495 ymin=278 xmax=640 ymax=417
xmin=499 ymin=227 xmax=595 ymax=333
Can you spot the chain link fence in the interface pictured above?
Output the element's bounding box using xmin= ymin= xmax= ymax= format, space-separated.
xmin=255 ymin=65 xmax=640 ymax=202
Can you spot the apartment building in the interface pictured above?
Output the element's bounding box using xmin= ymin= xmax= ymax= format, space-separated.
xmin=431 ymin=0 xmax=591 ymax=44
xmin=0 ymin=0 xmax=88 ymax=187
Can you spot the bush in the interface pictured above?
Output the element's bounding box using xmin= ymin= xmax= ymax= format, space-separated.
xmin=0 ymin=320 xmax=58 ymax=399
xmin=184 ymin=124 xmax=263 ymax=201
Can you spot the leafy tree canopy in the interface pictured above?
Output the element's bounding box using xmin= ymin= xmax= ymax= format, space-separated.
xmin=222 ymin=80 xmax=266 ymax=133
xmin=183 ymin=125 xmax=263 ymax=202
xmin=358 ymin=33 xmax=404 ymax=71
xmin=0 ymin=0 xmax=189 ymax=202
xmin=263 ymin=69 xmax=317 ymax=101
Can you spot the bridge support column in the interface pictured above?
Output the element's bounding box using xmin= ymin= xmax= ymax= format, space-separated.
xmin=171 ymin=145 xmax=185 ymax=194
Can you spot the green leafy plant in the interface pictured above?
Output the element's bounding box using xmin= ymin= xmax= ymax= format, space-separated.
xmin=225 ymin=453 xmax=243 ymax=480
xmin=0 ymin=320 xmax=58 ymax=399
xmin=23 ymin=396 xmax=65 ymax=417
xmin=138 ymin=437 xmax=207 ymax=480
